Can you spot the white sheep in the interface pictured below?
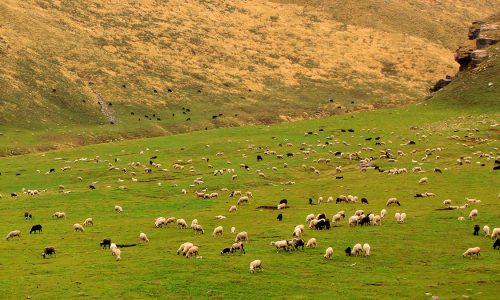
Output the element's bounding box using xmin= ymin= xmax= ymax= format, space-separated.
xmin=114 ymin=205 xmax=123 ymax=213
xmin=372 ymin=215 xmax=381 ymax=226
xmin=177 ymin=219 xmax=188 ymax=229
xmin=73 ymin=224 xmax=84 ymax=232
xmin=317 ymin=196 xmax=324 ymax=204
xmin=212 ymin=226 xmax=223 ymax=237
xmin=214 ymin=215 xmax=226 ymax=220
xmin=386 ymin=198 xmax=400 ymax=206
xmin=235 ymin=231 xmax=248 ymax=243
xmin=462 ymin=247 xmax=480 ymax=258
xmin=249 ymin=260 xmax=263 ymax=273
xmin=52 ymin=212 xmax=66 ymax=219
xmin=177 ymin=242 xmax=193 ymax=255
xmin=399 ymin=213 xmax=407 ymax=224
xmin=246 ymin=191 xmax=253 ymax=198
xmin=305 ymin=213 xmax=315 ymax=223
xmin=295 ymin=224 xmax=305 ymax=232
xmin=458 ymin=216 xmax=465 ymax=221
xmin=186 ymin=246 xmax=199 ymax=258
xmin=306 ymin=238 xmax=317 ymax=248
xmin=110 ymin=243 xmax=118 ymax=252
xmin=351 ymin=243 xmax=362 ymax=256
xmin=155 ymin=217 xmax=167 ymax=228
xmin=192 ymin=224 xmax=205 ymax=234
xmin=113 ymin=247 xmax=122 ymax=261
xmin=468 ymin=209 xmax=478 ymax=220
xmin=83 ymin=218 xmax=93 ymax=226
xmin=363 ymin=243 xmax=371 ymax=256
xmin=165 ymin=217 xmax=176 ymax=225
xmin=229 ymin=205 xmax=237 ymax=213
xmin=483 ymin=225 xmax=490 ymax=237
xmin=191 ymin=219 xmax=198 ymax=228
xmin=277 ymin=203 xmax=286 ymax=210
xmin=292 ymin=227 xmax=302 ymax=238
xmin=443 ymin=199 xmax=452 ymax=207
xmin=237 ymin=196 xmax=249 ymax=205
xmin=395 ymin=213 xmax=401 ymax=223
xmin=332 ymin=213 xmax=342 ymax=224
xmin=419 ymin=177 xmax=428 ymax=184
xmin=271 ymin=240 xmax=289 ymax=252
xmin=139 ymin=232 xmax=149 ymax=242
xmin=231 ymin=226 xmax=236 ymax=234
xmin=348 ymin=215 xmax=359 ymax=226
xmin=491 ymin=228 xmax=500 ymax=239
xmin=380 ymin=209 xmax=387 ymax=219
xmin=324 ymin=247 xmax=333 ymax=259
xmin=5 ymin=230 xmax=21 ymax=240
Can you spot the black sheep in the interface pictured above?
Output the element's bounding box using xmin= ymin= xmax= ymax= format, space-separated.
xmin=42 ymin=247 xmax=56 ymax=259
xmin=345 ymin=247 xmax=352 ymax=256
xmin=24 ymin=212 xmax=32 ymax=220
xmin=359 ymin=216 xmax=371 ymax=226
xmin=277 ymin=213 xmax=283 ymax=221
xmin=309 ymin=198 xmax=313 ymax=205
xmin=221 ymin=248 xmax=231 ymax=255
xmin=100 ymin=238 xmax=112 ymax=249
xmin=49 ymin=168 xmax=55 ymax=173
xmin=292 ymin=239 xmax=305 ymax=251
xmin=361 ymin=197 xmax=368 ymax=204
xmin=473 ymin=225 xmax=480 ymax=236
xmin=279 ymin=199 xmax=288 ymax=205
xmin=325 ymin=220 xmax=331 ymax=230
xmin=316 ymin=213 xmax=326 ymax=220
xmin=256 ymin=155 xmax=263 ymax=161
xmin=315 ymin=219 xmax=326 ymax=230
xmin=493 ymin=239 xmax=500 ymax=250
xmin=30 ymin=224 xmax=42 ymax=234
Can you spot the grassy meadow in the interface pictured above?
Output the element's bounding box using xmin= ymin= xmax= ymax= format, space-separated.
xmin=0 ymin=97 xmax=498 ymax=299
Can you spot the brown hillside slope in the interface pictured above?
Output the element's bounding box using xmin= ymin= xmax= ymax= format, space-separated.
xmin=0 ymin=0 xmax=497 ymax=129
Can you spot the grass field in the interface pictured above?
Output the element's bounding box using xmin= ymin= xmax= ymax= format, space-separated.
xmin=0 ymin=94 xmax=498 ymax=298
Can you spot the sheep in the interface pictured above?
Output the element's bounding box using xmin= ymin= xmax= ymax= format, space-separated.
xmin=110 ymin=243 xmax=118 ymax=252
xmin=231 ymin=242 xmax=245 ymax=254
xmin=277 ymin=203 xmax=286 ymax=210
xmin=83 ymin=218 xmax=93 ymax=226
xmin=52 ymin=212 xmax=66 ymax=219
xmin=306 ymin=238 xmax=317 ymax=248
xmin=363 ymin=243 xmax=371 ymax=256
xmin=249 ymin=260 xmax=263 ymax=273
xmin=289 ymin=238 xmax=305 ymax=251
xmin=344 ymin=247 xmax=352 ymax=256
xmin=177 ymin=219 xmax=188 ymax=229
xmin=231 ymin=226 xmax=236 ymax=234
xmin=324 ymin=247 xmax=334 ymax=259
xmin=177 ymin=242 xmax=194 ymax=255
xmin=186 ymin=246 xmax=199 ymax=258
xmin=355 ymin=210 xmax=364 ymax=216
xmin=229 ymin=205 xmax=237 ymax=213
xmin=372 ymin=215 xmax=381 ymax=225
xmin=191 ymin=219 xmax=198 ymax=228
xmin=5 ymin=230 xmax=21 ymax=240
xmin=491 ymin=228 xmax=500 ymax=239
xmin=351 ymin=243 xmax=363 ymax=256
xmin=386 ymin=198 xmax=400 ymax=206
xmin=305 ymin=213 xmax=315 ymax=223
xmin=295 ymin=224 xmax=305 ymax=232
xmin=114 ymin=205 xmax=123 ymax=213
xmin=419 ymin=177 xmax=428 ymax=184
xmin=332 ymin=213 xmax=343 ymax=224
xmin=292 ymin=227 xmax=303 ymax=238
xmin=483 ymin=225 xmax=490 ymax=237
xmin=24 ymin=212 xmax=32 ymax=220
xmin=462 ymin=247 xmax=480 ymax=258
xmin=215 ymin=215 xmax=226 ymax=220
xmin=271 ymin=240 xmax=290 ymax=252
xmin=212 ymin=226 xmax=223 ymax=237
xmin=235 ymin=231 xmax=248 ymax=243
xmin=458 ymin=217 xmax=465 ymax=221
xmin=473 ymin=225 xmax=480 ymax=236
xmin=155 ymin=217 xmax=167 ymax=228
xmin=42 ymin=246 xmax=56 ymax=259
xmin=317 ymin=196 xmax=324 ymax=204
xmin=494 ymin=239 xmax=500 ymax=249
xmin=165 ymin=217 xmax=176 ymax=225
xmin=73 ymin=224 xmax=85 ymax=232
xmin=399 ymin=213 xmax=407 ymax=223
xmin=468 ymin=209 xmax=478 ymax=220
xmin=192 ymin=224 xmax=205 ymax=234
xmin=139 ymin=232 xmax=149 ymax=242
xmin=380 ymin=209 xmax=387 ymax=219
xmin=29 ymin=224 xmax=42 ymax=234
xmin=348 ymin=215 xmax=360 ymax=226
xmin=443 ymin=199 xmax=452 ymax=207
xmin=100 ymin=238 xmax=111 ymax=249
xmin=113 ymin=248 xmax=122 ymax=261
xmin=237 ymin=196 xmax=249 ymax=205
xmin=221 ymin=248 xmax=231 ymax=255
xmin=277 ymin=213 xmax=283 ymax=221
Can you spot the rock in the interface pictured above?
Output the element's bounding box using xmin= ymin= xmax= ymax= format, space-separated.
xmin=429 ymin=75 xmax=452 ymax=92
xmin=471 ymin=49 xmax=488 ymax=65
xmin=476 ymin=37 xmax=497 ymax=49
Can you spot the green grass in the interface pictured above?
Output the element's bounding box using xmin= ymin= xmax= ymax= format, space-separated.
xmin=0 ymin=98 xmax=498 ymax=298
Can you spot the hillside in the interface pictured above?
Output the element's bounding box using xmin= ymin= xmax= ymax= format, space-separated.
xmin=0 ymin=1 xmax=497 ymax=136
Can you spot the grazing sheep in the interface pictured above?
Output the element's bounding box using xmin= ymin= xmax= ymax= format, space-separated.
xmin=271 ymin=240 xmax=290 ymax=252
xmin=235 ymin=231 xmax=248 ymax=243
xmin=212 ymin=226 xmax=223 ymax=237
xmin=491 ymin=228 xmax=500 ymax=239
xmin=386 ymin=198 xmax=400 ymax=206
xmin=237 ymin=196 xmax=249 ymax=205
xmin=361 ymin=197 xmax=369 ymax=204
xmin=344 ymin=247 xmax=351 ymax=256
xmin=192 ymin=224 xmax=205 ymax=234
xmin=229 ymin=205 xmax=237 ymax=213
xmin=462 ymin=247 xmax=480 ymax=258
xmin=277 ymin=203 xmax=286 ymax=210
xmin=458 ymin=217 xmax=465 ymax=221
xmin=351 ymin=243 xmax=362 ymax=256
xmin=139 ymin=232 xmax=149 ymax=242
xmin=306 ymin=238 xmax=317 ymax=248
xmin=494 ymin=239 xmax=500 ymax=249
xmin=277 ymin=213 xmax=283 ymax=221
xmin=443 ymin=199 xmax=452 ymax=207
xmin=380 ymin=209 xmax=387 ymax=219
xmin=289 ymin=238 xmax=305 ymax=251
xmin=483 ymin=225 xmax=490 ymax=237
xmin=165 ymin=217 xmax=176 ymax=225
xmin=348 ymin=215 xmax=360 ymax=226
xmin=73 ymin=224 xmax=84 ymax=232
xmin=324 ymin=247 xmax=333 ymax=259
xmin=5 ymin=230 xmax=21 ymax=240
xmin=177 ymin=219 xmax=188 ymax=229
xmin=83 ymin=218 xmax=93 ymax=226
xmin=306 ymin=213 xmax=315 ymax=223
xmin=41 ymin=246 xmax=56 ymax=259
xmin=399 ymin=213 xmax=407 ymax=224
xmin=52 ymin=212 xmax=66 ymax=219
xmin=100 ymin=238 xmax=111 ymax=249
xmin=186 ymin=246 xmax=199 ymax=258
xmin=191 ymin=219 xmax=198 ymax=228
xmin=332 ymin=213 xmax=342 ymax=224
xmin=473 ymin=225 xmax=480 ymax=236
xmin=419 ymin=177 xmax=428 ymax=184
xmin=468 ymin=209 xmax=478 ymax=220
xmin=155 ymin=217 xmax=167 ymax=228
xmin=221 ymin=247 xmax=231 ymax=255
xmin=29 ymin=224 xmax=42 ymax=234
xmin=114 ymin=205 xmax=123 ymax=213
xmin=249 ymin=260 xmax=263 ymax=273
xmin=215 ymin=215 xmax=226 ymax=220
xmin=363 ymin=243 xmax=371 ymax=256
xmin=231 ymin=226 xmax=236 ymax=234
xmin=292 ymin=227 xmax=303 ymax=238
xmin=113 ymin=248 xmax=122 ymax=261
xmin=231 ymin=242 xmax=245 ymax=254
xmin=372 ymin=215 xmax=381 ymax=225
xmin=177 ymin=242 xmax=194 ymax=255
xmin=110 ymin=243 xmax=118 ymax=252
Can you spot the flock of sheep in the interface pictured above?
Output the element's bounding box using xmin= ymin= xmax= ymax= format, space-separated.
xmin=2 ymin=120 xmax=499 ymax=280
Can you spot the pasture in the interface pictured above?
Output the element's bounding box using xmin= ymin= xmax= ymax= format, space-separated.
xmin=0 ymin=102 xmax=498 ymax=299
